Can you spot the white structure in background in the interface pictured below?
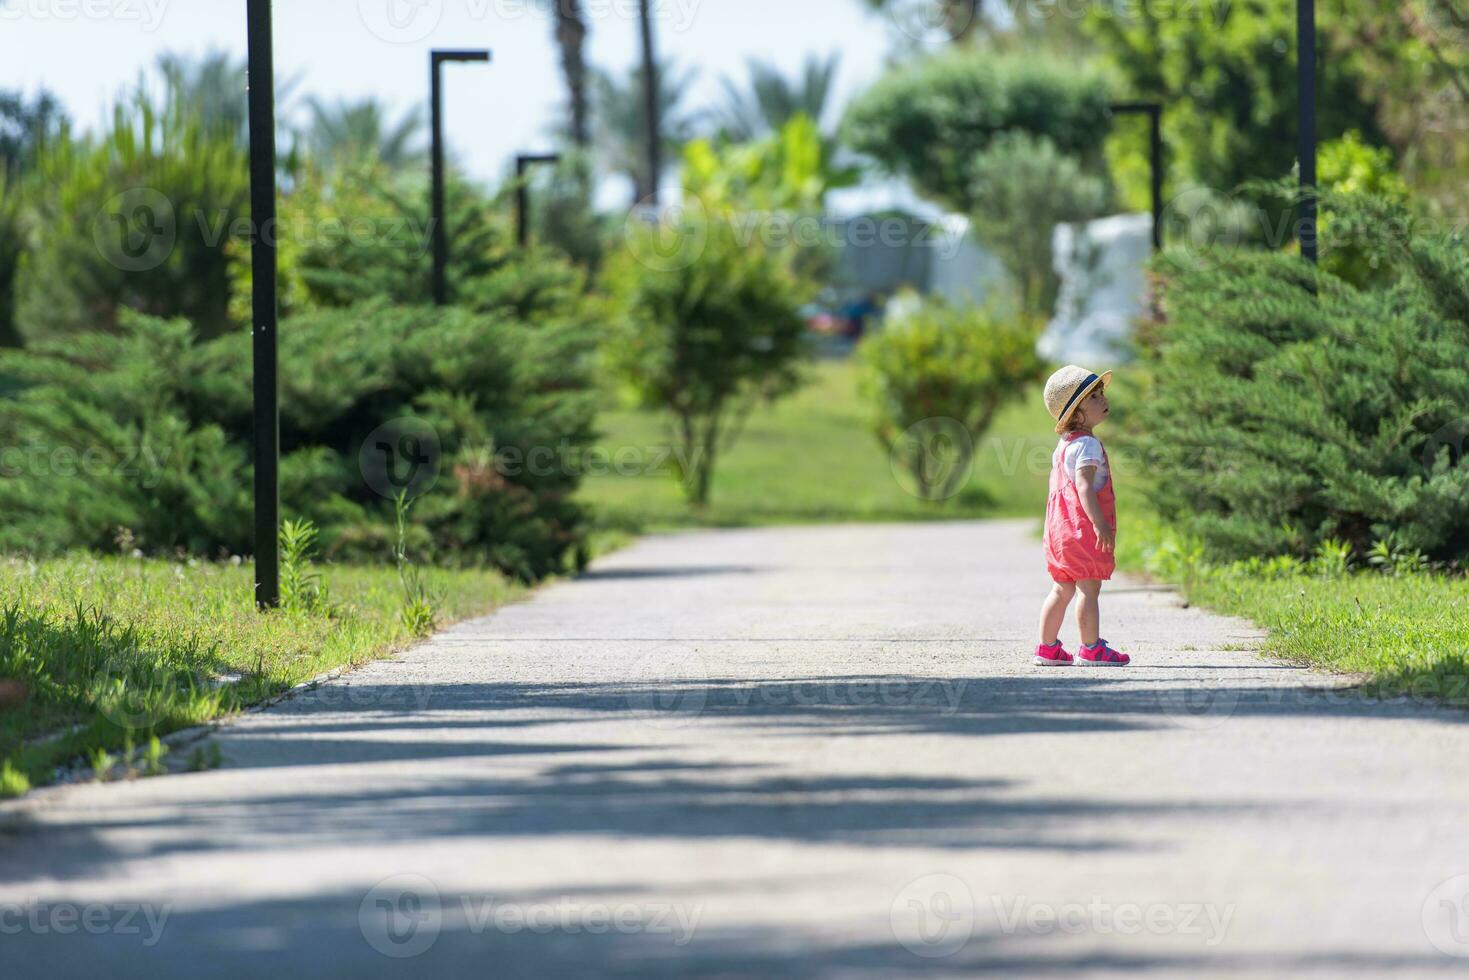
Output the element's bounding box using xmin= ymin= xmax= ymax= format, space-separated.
xmin=1040 ymin=213 xmax=1152 ymax=365
xmin=824 ymin=181 xmax=1010 ymax=309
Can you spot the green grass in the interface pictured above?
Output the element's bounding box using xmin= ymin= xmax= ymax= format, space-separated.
xmin=0 ymin=556 xmax=522 ymax=795
xmin=580 ymin=358 xmax=1059 ymax=531
xmin=1118 ymin=502 xmax=1469 ymax=706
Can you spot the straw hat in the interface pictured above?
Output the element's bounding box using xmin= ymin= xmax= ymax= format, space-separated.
xmin=1044 ymin=365 xmax=1113 ymax=434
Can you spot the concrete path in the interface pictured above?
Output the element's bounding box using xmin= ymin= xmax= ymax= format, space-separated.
xmin=3 ymin=520 xmax=1469 ymax=977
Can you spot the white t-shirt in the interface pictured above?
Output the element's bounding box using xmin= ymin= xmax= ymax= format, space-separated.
xmin=1056 ymin=435 xmax=1108 ymax=490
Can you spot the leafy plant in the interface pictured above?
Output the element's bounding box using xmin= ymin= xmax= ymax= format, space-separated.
xmin=393 ymin=492 xmax=438 ymax=637
xmin=858 ymin=298 xmax=1045 ymax=502
xmin=88 ymin=746 xmax=116 ymax=782
xmin=280 ymin=518 xmax=330 ymax=615
xmin=841 ymin=48 xmax=1113 ymax=213
xmin=141 ymin=734 xmax=168 ymax=777
xmin=1131 ymin=191 xmax=1469 ymax=566
xmin=966 ymin=133 xmax=1110 ymax=316
xmin=0 ymin=759 xmax=28 ymax=799
xmin=1368 ymin=532 xmax=1431 ymax=578
xmin=607 ymin=219 xmax=811 ymax=505
xmin=1309 ymin=538 xmax=1354 ymax=580
xmin=187 ymin=741 xmax=224 ymax=772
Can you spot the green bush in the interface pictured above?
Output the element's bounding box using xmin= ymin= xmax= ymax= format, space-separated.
xmin=16 ymin=87 xmax=247 ymax=343
xmin=606 ymin=220 xmax=810 ymax=506
xmin=841 ymin=49 xmax=1114 ymax=213
xmin=1130 ymin=192 xmax=1469 ymax=565
xmin=858 ymin=298 xmax=1046 ymax=501
xmin=0 ymin=290 xmax=601 ymax=580
xmin=967 ymin=133 xmax=1111 ymax=316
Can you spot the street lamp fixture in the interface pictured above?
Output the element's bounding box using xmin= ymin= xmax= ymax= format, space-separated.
xmin=515 ymin=153 xmax=561 ymax=248
xmin=431 ymin=49 xmax=492 ymax=306
xmin=1109 ymin=101 xmax=1165 ymax=252
xmin=1297 ymin=0 xmax=1318 ymax=264
xmin=247 ymin=0 xmax=280 ymax=609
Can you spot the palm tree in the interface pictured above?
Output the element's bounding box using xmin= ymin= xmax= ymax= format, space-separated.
xmin=637 ymin=0 xmax=661 ymax=204
xmin=551 ymin=0 xmax=592 ymax=148
xmin=302 ymin=97 xmax=426 ymax=171
xmin=592 ymin=60 xmax=700 ymax=205
xmin=714 ymin=53 xmax=841 ymax=142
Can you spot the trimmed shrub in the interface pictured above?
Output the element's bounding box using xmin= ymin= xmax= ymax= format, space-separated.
xmin=1129 ymin=193 xmax=1469 ymax=565
xmin=858 ymin=298 xmax=1046 ymax=501
xmin=606 ymin=219 xmax=810 ymax=506
xmin=841 ymin=49 xmax=1114 ymax=213
xmin=0 ymin=293 xmax=601 ymax=581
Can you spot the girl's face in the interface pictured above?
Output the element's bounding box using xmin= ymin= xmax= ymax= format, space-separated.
xmin=1077 ymin=385 xmax=1110 ymax=429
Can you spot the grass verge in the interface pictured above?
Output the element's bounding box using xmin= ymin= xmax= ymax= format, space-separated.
xmin=0 ymin=556 xmax=522 ymax=797
xmin=1118 ymin=504 xmax=1469 ymax=707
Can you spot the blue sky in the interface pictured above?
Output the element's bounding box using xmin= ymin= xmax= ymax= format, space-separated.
xmin=3 ymin=0 xmax=901 ymax=195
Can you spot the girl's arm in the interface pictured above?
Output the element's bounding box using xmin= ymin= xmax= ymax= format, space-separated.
xmin=1074 ymin=465 xmax=1116 ymax=553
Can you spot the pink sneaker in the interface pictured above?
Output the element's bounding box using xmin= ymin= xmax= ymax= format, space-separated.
xmin=1034 ymin=641 xmax=1073 ymax=666
xmin=1077 ymin=639 xmax=1130 ymax=666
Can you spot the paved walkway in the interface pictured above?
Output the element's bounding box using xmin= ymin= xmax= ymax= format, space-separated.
xmin=3 ymin=521 xmax=1469 ymax=977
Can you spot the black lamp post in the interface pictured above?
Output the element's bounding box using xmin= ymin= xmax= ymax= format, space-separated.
xmin=430 ymin=49 xmax=491 ymax=306
xmin=247 ymin=0 xmax=279 ymax=609
xmin=515 ymin=153 xmax=561 ymax=248
xmin=1297 ymin=0 xmax=1318 ymax=264
xmin=1109 ymin=101 xmax=1165 ymax=252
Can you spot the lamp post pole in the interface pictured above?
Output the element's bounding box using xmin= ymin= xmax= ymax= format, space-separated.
xmin=1298 ymin=0 xmax=1318 ymax=264
xmin=1109 ymin=101 xmax=1165 ymax=252
xmin=431 ymin=49 xmax=491 ymax=306
xmin=247 ymin=0 xmax=279 ymax=609
xmin=515 ymin=153 xmax=561 ymax=248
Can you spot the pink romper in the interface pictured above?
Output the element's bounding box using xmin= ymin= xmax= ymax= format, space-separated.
xmin=1043 ymin=432 xmax=1117 ymax=583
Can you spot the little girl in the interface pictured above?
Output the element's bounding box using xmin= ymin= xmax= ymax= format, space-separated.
xmin=1035 ymin=365 xmax=1131 ymax=667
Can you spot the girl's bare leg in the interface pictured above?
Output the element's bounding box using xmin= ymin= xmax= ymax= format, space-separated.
xmin=1076 ymin=579 xmax=1102 ymax=646
xmin=1038 ymin=581 xmax=1077 ymax=645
